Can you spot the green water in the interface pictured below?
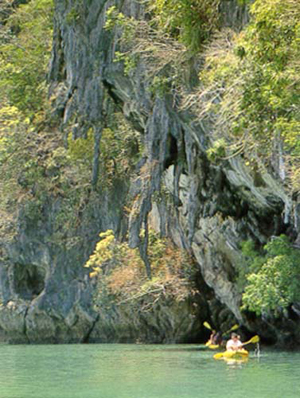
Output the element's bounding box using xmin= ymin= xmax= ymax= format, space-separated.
xmin=1 ymin=344 xmax=300 ymax=398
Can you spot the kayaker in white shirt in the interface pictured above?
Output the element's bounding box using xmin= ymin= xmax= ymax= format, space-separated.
xmin=226 ymin=333 xmax=243 ymax=351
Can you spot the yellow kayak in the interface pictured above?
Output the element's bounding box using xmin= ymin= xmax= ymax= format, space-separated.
xmin=214 ymin=349 xmax=249 ymax=360
xmin=205 ymin=340 xmax=220 ymax=349
xmin=205 ymin=341 xmax=219 ymax=349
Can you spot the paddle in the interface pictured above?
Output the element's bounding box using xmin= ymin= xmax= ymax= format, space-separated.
xmin=203 ymin=321 xmax=213 ymax=330
xmin=204 ymin=322 xmax=239 ymax=334
xmin=242 ymin=335 xmax=260 ymax=346
xmin=225 ymin=324 xmax=239 ymax=334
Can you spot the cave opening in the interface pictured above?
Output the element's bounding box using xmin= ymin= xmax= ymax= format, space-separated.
xmin=164 ymin=134 xmax=178 ymax=169
xmin=13 ymin=264 xmax=46 ymax=300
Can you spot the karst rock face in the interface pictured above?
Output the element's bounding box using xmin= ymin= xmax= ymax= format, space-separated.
xmin=0 ymin=0 xmax=299 ymax=345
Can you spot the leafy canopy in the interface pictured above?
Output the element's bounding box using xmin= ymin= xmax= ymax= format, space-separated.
xmin=199 ymin=0 xmax=300 ymax=188
xmin=84 ymin=229 xmax=194 ymax=307
xmin=242 ymin=235 xmax=300 ymax=316
xmin=0 ymin=0 xmax=53 ymax=116
xmin=149 ymin=0 xmax=221 ymax=50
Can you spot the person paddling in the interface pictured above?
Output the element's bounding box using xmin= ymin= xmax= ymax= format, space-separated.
xmin=208 ymin=330 xmax=223 ymax=346
xmin=226 ymin=333 xmax=243 ymax=351
xmin=209 ymin=330 xmax=217 ymax=345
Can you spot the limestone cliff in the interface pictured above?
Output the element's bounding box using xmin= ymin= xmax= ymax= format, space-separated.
xmin=0 ymin=0 xmax=299 ymax=346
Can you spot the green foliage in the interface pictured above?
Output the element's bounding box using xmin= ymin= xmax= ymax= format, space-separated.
xmin=241 ymin=235 xmax=300 ymax=316
xmin=236 ymin=239 xmax=266 ymax=292
xmin=98 ymin=113 xmax=142 ymax=186
xmin=150 ymin=0 xmax=221 ymax=50
xmin=0 ymin=0 xmax=53 ymax=116
xmin=104 ymin=6 xmax=138 ymax=42
xmin=105 ymin=4 xmax=191 ymax=100
xmin=84 ymin=229 xmax=125 ymax=276
xmin=147 ymin=76 xmax=171 ymax=97
xmin=84 ymin=228 xmax=194 ymax=307
xmin=0 ymin=105 xmax=23 ymax=165
xmin=67 ymin=129 xmax=94 ymax=167
xmin=67 ymin=116 xmax=140 ymax=183
xmin=199 ymin=0 xmax=300 ymax=189
xmin=105 ymin=6 xmax=129 ymax=31
xmin=206 ymin=138 xmax=227 ymax=162
xmin=66 ymin=7 xmax=80 ymax=25
xmin=0 ymin=104 xmax=47 ymax=207
xmin=239 ymin=0 xmax=300 ymax=159
xmin=0 ymin=2 xmax=141 ymax=247
xmin=106 ymin=1 xmax=221 ymax=51
xmin=65 ymin=0 xmax=84 ymax=25
xmin=105 ymin=7 xmax=140 ymax=75
xmin=114 ymin=51 xmax=138 ymax=76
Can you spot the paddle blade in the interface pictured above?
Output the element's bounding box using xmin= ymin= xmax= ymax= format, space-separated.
xmin=225 ymin=324 xmax=239 ymax=334
xmin=249 ymin=335 xmax=260 ymax=344
xmin=203 ymin=321 xmax=212 ymax=330
xmin=243 ymin=335 xmax=260 ymax=345
xmin=230 ymin=324 xmax=239 ymax=332
xmin=213 ymin=352 xmax=224 ymax=360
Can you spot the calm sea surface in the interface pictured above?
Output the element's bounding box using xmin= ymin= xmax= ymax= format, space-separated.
xmin=0 ymin=344 xmax=299 ymax=398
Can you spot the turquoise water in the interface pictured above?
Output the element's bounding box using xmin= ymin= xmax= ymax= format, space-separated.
xmin=0 ymin=344 xmax=300 ymax=398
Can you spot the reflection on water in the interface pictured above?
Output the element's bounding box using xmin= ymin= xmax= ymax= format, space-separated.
xmin=0 ymin=344 xmax=300 ymax=398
